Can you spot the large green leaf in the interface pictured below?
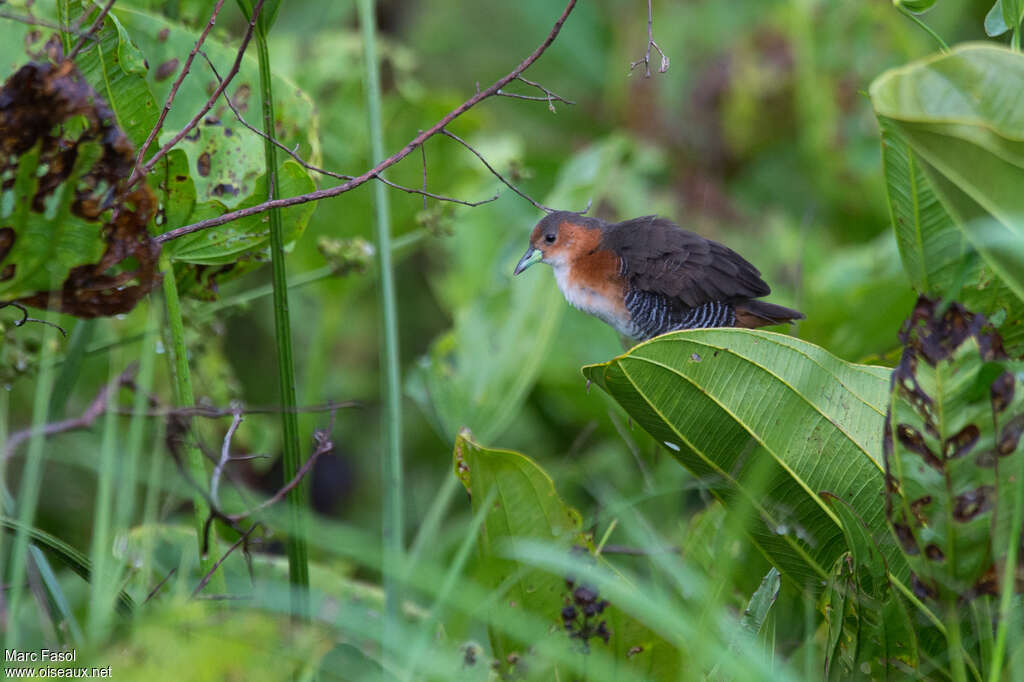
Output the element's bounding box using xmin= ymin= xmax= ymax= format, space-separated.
xmin=877 ymin=119 xmax=1024 ymax=357
xmin=872 ymin=44 xmax=1024 ymax=356
xmin=453 ymin=431 xmax=680 ymax=679
xmin=582 ymin=329 xmax=903 ymax=592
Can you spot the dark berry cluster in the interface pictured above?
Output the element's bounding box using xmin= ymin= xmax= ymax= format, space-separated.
xmin=562 ymin=576 xmax=610 ymax=652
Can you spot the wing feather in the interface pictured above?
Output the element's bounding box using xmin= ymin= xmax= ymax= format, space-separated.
xmin=601 ymin=215 xmax=770 ymax=308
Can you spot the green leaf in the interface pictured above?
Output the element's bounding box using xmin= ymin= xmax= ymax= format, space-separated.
xmin=73 ymin=2 xmax=159 ymax=148
xmin=582 ymin=329 xmax=903 ymax=591
xmin=167 ymin=160 xmax=316 ymax=265
xmin=1003 ymin=0 xmax=1024 ymax=34
xmin=740 ymin=567 xmax=780 ymax=637
xmin=986 ymin=1 xmax=1010 ymax=36
xmin=821 ymin=495 xmax=922 ymax=678
xmin=453 ymin=431 xmax=680 ymax=678
xmin=0 ymin=516 xmax=133 ymax=613
xmin=895 ymin=0 xmax=938 ymax=14
xmin=872 ymin=45 xmax=1024 ymax=356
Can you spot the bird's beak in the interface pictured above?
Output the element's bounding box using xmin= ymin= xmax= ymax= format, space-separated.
xmin=513 ymin=246 xmax=542 ymax=276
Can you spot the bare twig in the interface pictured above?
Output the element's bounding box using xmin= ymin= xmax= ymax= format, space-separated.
xmin=375 ymin=175 xmax=499 ymax=207
xmin=441 ymin=129 xmax=554 ymax=212
xmin=66 ymin=0 xmax=116 ymax=61
xmin=629 ymin=0 xmax=669 ymax=78
xmin=0 ymin=10 xmax=98 ymax=39
xmin=0 ymin=302 xmax=67 ymax=337
xmin=132 ymin=0 xmax=228 ymax=178
xmin=210 ymin=405 xmax=243 ymax=507
xmin=133 ymin=0 xmax=266 ymax=184
xmin=496 ymin=76 xmax=575 ymax=113
xmin=226 ymin=413 xmax=336 ymax=523
xmin=154 ymin=0 xmax=579 ymax=244
xmin=143 ymin=567 xmax=177 ymax=604
xmin=114 ymin=399 xmax=358 ymax=419
xmin=420 ymin=135 xmax=429 ymax=210
xmin=198 ymin=52 xmax=496 ymax=208
xmin=192 ymin=523 xmax=261 ymax=597
xmin=3 ymin=365 xmax=136 ymax=460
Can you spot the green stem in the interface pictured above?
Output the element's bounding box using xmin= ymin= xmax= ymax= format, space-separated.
xmin=159 ymin=253 xmax=223 ymax=588
xmin=5 ymin=308 xmax=59 ymax=648
xmin=1013 ymin=26 xmax=1021 ymax=51
xmin=988 ymin=431 xmax=1024 ymax=680
xmin=86 ymin=360 xmax=119 ymax=641
xmin=946 ymin=598 xmax=969 ymax=682
xmin=897 ymin=5 xmax=949 ymax=52
xmin=358 ymin=0 xmax=404 ymax=625
xmin=253 ymin=12 xmax=310 ymax=612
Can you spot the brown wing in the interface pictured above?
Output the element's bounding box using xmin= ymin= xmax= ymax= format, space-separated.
xmin=601 ymin=215 xmax=770 ymax=308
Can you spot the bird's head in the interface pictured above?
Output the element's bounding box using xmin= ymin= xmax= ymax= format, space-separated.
xmin=513 ymin=210 xmax=601 ymax=275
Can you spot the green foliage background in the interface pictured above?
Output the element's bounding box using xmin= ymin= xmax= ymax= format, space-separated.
xmin=2 ymin=0 xmax=1024 ymax=680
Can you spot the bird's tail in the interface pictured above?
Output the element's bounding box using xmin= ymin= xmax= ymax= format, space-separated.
xmin=734 ymin=300 xmax=804 ymax=328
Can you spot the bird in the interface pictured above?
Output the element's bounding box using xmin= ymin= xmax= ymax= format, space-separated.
xmin=513 ymin=211 xmax=803 ymax=342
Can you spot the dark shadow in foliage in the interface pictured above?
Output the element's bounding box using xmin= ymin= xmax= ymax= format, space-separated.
xmin=0 ymin=59 xmax=160 ymax=317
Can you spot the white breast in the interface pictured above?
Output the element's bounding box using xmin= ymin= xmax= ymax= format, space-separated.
xmin=551 ymin=263 xmax=635 ymax=337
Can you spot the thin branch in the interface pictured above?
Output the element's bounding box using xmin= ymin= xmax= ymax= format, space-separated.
xmin=199 ymin=53 xmax=496 ymax=208
xmin=113 ymin=399 xmax=358 ymax=419
xmin=496 ymin=76 xmax=575 ymax=113
xmin=440 ymin=129 xmax=553 ymax=212
xmin=192 ymin=523 xmax=261 ymax=597
xmin=66 ymin=0 xmax=116 ymax=61
xmin=0 ymin=10 xmax=98 ymax=39
xmin=0 ymin=302 xmax=67 ymax=337
xmin=210 ymin=405 xmax=243 ymax=507
xmin=133 ymin=0 xmax=266 ymax=185
xmin=3 ymin=365 xmax=136 ymax=460
xmin=419 ymin=135 xmax=428 ymax=209
xmin=132 ymin=0 xmax=228 ymax=178
xmin=199 ymin=52 xmax=494 ymax=208
xmin=629 ymin=0 xmax=669 ymax=78
xmin=226 ymin=415 xmax=335 ymax=523
xmin=154 ymin=0 xmax=579 ymax=244
xmin=374 ymin=175 xmax=499 ymax=207
xmin=143 ymin=567 xmax=177 ymax=604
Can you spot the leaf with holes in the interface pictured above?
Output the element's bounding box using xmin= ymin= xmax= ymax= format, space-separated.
xmin=110 ymin=6 xmax=319 ymax=296
xmin=583 ymin=329 xmax=902 ymax=593
xmin=885 ymin=296 xmax=1024 ymax=603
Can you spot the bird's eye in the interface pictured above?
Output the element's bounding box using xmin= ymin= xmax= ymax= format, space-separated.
xmin=545 ymin=233 xmax=556 ymax=244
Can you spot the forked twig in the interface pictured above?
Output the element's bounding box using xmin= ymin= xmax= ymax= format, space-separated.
xmin=153 ymin=0 xmax=580 ymax=243
xmin=132 ymin=0 xmax=228 ymax=179
xmin=629 ymin=0 xmax=669 ymax=78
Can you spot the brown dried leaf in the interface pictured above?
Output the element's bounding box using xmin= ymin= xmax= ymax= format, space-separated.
xmin=0 ymin=60 xmax=160 ymax=317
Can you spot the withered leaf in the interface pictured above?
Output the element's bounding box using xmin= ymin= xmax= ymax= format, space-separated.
xmin=0 ymin=59 xmax=160 ymax=317
xmin=885 ymin=295 xmax=1024 ymax=602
